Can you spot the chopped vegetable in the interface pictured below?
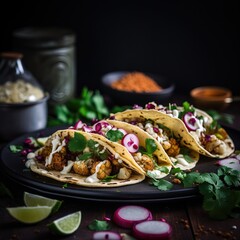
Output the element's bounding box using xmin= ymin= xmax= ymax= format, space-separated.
xmin=92 ymin=231 xmax=122 ymax=240
xmin=216 ymin=158 xmax=240 ymax=171
xmin=113 ymin=205 xmax=152 ymax=229
xmin=132 ymin=220 xmax=172 ymax=240
xmin=121 ymin=133 xmax=139 ymax=153
xmin=182 ymin=112 xmax=198 ymax=131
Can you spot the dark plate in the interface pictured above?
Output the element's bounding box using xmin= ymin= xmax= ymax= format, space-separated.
xmin=0 ymin=126 xmax=239 ymax=202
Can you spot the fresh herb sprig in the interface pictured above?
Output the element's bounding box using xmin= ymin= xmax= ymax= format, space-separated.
xmin=149 ymin=165 xmax=240 ymax=220
xmin=48 ymin=87 xmax=110 ymax=126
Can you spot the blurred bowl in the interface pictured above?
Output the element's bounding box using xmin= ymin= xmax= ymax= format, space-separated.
xmin=190 ymin=86 xmax=232 ymax=110
xmin=0 ymin=94 xmax=49 ymax=142
xmin=101 ymin=71 xmax=175 ymax=106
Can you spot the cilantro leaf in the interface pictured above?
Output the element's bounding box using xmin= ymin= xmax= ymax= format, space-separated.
xmin=68 ymin=132 xmax=87 ymax=152
xmin=182 ymin=172 xmax=201 ymax=187
xmin=145 ymin=138 xmax=157 ymax=155
xmin=106 ymin=129 xmax=124 ymax=142
xmin=77 ymin=152 xmax=93 ymax=160
xmin=9 ymin=145 xmax=23 ymax=153
xmin=150 ymin=178 xmax=173 ymax=191
xmin=88 ymin=219 xmax=110 ymax=231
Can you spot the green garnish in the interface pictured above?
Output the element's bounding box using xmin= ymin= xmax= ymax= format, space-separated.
xmin=88 ymin=219 xmax=110 ymax=231
xmin=47 ymin=87 xmax=109 ymax=126
xmin=77 ymin=152 xmax=93 ymax=160
xmin=144 ymin=138 xmax=157 ymax=156
xmin=147 ymin=172 xmax=173 ymax=191
xmin=68 ymin=132 xmax=87 ymax=152
xmin=87 ymin=139 xmax=109 ymax=160
xmin=179 ymin=166 xmax=240 ymax=220
xmin=102 ymin=174 xmax=118 ymax=182
xmin=9 ymin=145 xmax=23 ymax=153
xmin=106 ymin=129 xmax=124 ymax=142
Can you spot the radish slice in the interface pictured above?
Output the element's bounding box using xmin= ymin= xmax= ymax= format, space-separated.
xmin=113 ymin=205 xmax=152 ymax=229
xmin=93 ymin=121 xmax=110 ymax=132
xmin=82 ymin=125 xmax=93 ymax=133
xmin=118 ymin=128 xmax=127 ymax=136
xmin=121 ymin=134 xmax=139 ymax=153
xmin=92 ymin=231 xmax=122 ymax=240
xmin=183 ymin=112 xmax=198 ymax=131
xmin=73 ymin=120 xmax=84 ymax=130
xmin=217 ymin=158 xmax=240 ymax=171
xmin=132 ymin=220 xmax=172 ymax=240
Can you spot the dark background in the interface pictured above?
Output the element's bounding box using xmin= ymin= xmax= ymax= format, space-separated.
xmin=0 ymin=0 xmax=239 ymax=96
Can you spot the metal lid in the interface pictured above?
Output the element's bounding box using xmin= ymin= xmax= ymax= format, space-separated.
xmin=12 ymin=27 xmax=76 ymax=49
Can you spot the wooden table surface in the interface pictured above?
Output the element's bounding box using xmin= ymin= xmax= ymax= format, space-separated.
xmin=0 ymin=98 xmax=240 ymax=240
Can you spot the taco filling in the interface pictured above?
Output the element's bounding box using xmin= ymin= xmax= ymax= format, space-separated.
xmin=74 ymin=120 xmax=172 ymax=179
xmin=110 ymin=114 xmax=199 ymax=170
xmin=26 ymin=129 xmax=145 ymax=187
xmin=127 ymin=101 xmax=234 ymax=158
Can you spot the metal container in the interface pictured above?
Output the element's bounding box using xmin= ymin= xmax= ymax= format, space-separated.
xmin=12 ymin=27 xmax=76 ymax=106
xmin=0 ymin=52 xmax=49 ymax=142
xmin=0 ymin=95 xmax=49 ymax=141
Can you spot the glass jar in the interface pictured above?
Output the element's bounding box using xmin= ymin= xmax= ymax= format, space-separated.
xmin=0 ymin=52 xmax=45 ymax=103
xmin=0 ymin=52 xmax=49 ymax=141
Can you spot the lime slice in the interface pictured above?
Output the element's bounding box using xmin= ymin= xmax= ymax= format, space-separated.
xmin=36 ymin=137 xmax=48 ymax=146
xmin=24 ymin=192 xmax=62 ymax=214
xmin=7 ymin=206 xmax=52 ymax=224
xmin=48 ymin=211 xmax=82 ymax=235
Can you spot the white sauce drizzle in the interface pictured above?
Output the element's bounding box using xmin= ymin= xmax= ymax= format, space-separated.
xmin=85 ymin=160 xmax=106 ymax=183
xmin=60 ymin=161 xmax=74 ymax=174
xmin=45 ymin=135 xmax=66 ymax=166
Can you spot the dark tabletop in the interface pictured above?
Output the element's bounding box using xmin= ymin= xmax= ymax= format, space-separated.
xmin=0 ymin=96 xmax=240 ymax=240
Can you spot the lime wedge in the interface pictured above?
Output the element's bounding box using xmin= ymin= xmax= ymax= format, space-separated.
xmin=48 ymin=211 xmax=82 ymax=235
xmin=36 ymin=137 xmax=48 ymax=146
xmin=24 ymin=192 xmax=62 ymax=214
xmin=7 ymin=206 xmax=52 ymax=224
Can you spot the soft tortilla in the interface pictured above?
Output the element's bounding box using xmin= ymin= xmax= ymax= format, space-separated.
xmin=113 ymin=109 xmax=234 ymax=158
xmin=100 ymin=119 xmax=172 ymax=176
xmin=108 ymin=117 xmax=199 ymax=170
xmin=30 ymin=129 xmax=145 ymax=188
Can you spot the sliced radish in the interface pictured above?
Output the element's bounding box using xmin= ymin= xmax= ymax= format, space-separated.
xmin=183 ymin=112 xmax=198 ymax=131
xmin=82 ymin=125 xmax=93 ymax=133
xmin=132 ymin=220 xmax=172 ymax=240
xmin=217 ymin=158 xmax=240 ymax=171
xmin=93 ymin=121 xmax=111 ymax=132
xmin=73 ymin=120 xmax=84 ymax=130
xmin=118 ymin=128 xmax=127 ymax=136
xmin=121 ymin=134 xmax=139 ymax=153
xmin=92 ymin=231 xmax=122 ymax=240
xmin=113 ymin=205 xmax=152 ymax=229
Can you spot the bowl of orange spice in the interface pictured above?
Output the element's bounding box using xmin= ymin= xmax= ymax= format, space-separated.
xmin=101 ymin=71 xmax=175 ymax=106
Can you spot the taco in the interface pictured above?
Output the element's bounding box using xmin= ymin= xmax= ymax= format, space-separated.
xmin=115 ymin=101 xmax=235 ymax=159
xmin=27 ymin=129 xmax=145 ymax=188
xmin=75 ymin=120 xmax=173 ymax=178
xmin=110 ymin=110 xmax=199 ymax=170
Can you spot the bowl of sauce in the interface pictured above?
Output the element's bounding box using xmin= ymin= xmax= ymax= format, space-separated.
xmin=190 ymin=86 xmax=232 ymax=110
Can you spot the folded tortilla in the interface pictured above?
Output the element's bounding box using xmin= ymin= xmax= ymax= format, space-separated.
xmin=28 ymin=129 xmax=145 ymax=188
xmin=113 ymin=104 xmax=234 ymax=159
xmin=76 ymin=120 xmax=173 ymax=178
xmin=110 ymin=111 xmax=200 ymax=170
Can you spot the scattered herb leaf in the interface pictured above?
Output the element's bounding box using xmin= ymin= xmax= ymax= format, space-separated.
xmin=88 ymin=219 xmax=111 ymax=231
xmin=9 ymin=145 xmax=23 ymax=153
xmin=68 ymin=132 xmax=87 ymax=152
